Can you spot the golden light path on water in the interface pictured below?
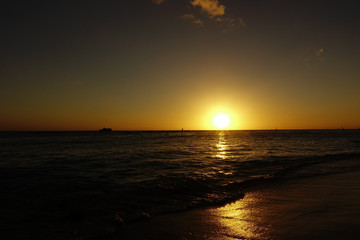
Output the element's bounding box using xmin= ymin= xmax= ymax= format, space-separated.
xmin=213 ymin=131 xmax=235 ymax=177
xmin=119 ymin=132 xmax=360 ymax=239
xmin=216 ymin=131 xmax=227 ymax=160
xmin=209 ymin=131 xmax=271 ymax=239
xmin=209 ymin=195 xmax=272 ymax=240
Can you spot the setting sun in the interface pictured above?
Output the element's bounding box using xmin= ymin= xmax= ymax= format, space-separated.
xmin=213 ymin=113 xmax=230 ymax=129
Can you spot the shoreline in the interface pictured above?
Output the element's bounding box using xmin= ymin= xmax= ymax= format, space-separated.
xmin=115 ymin=169 xmax=360 ymax=240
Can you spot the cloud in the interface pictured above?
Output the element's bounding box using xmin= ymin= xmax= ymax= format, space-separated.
xmin=153 ymin=0 xmax=246 ymax=32
xmin=152 ymin=0 xmax=165 ymax=5
xmin=181 ymin=14 xmax=204 ymax=26
xmin=188 ymin=0 xmax=246 ymax=31
xmin=237 ymin=17 xmax=247 ymax=28
xmin=316 ymin=48 xmax=326 ymax=62
xmin=316 ymin=48 xmax=324 ymax=57
xmin=190 ymin=0 xmax=225 ymax=18
xmin=304 ymin=48 xmax=326 ymax=63
xmin=221 ymin=17 xmax=247 ymax=32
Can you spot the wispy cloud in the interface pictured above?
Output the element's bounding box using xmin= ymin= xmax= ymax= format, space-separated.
xmin=152 ymin=0 xmax=165 ymax=5
xmin=316 ymin=48 xmax=326 ymax=62
xmin=181 ymin=13 xmax=204 ymax=26
xmin=190 ymin=0 xmax=225 ymax=18
xmin=152 ymin=0 xmax=246 ymax=32
xmin=221 ymin=17 xmax=247 ymax=32
xmin=187 ymin=0 xmax=246 ymax=31
xmin=304 ymin=48 xmax=326 ymax=63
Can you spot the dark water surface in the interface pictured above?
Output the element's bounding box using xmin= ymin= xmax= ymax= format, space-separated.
xmin=1 ymin=130 xmax=360 ymax=239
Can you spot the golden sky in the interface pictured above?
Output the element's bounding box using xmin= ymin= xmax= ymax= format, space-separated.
xmin=1 ymin=0 xmax=360 ymax=130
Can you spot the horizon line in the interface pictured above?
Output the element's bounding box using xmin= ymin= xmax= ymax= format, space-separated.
xmin=1 ymin=128 xmax=359 ymax=132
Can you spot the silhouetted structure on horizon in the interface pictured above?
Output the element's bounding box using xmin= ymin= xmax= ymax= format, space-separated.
xmin=99 ymin=128 xmax=112 ymax=132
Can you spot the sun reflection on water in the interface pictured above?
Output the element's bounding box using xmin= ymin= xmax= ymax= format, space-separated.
xmin=207 ymin=193 xmax=272 ymax=240
xmin=216 ymin=131 xmax=227 ymax=159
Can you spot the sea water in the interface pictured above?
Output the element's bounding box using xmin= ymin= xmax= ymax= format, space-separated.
xmin=1 ymin=130 xmax=360 ymax=239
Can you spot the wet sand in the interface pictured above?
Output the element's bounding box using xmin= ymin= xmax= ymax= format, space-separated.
xmin=116 ymin=170 xmax=360 ymax=240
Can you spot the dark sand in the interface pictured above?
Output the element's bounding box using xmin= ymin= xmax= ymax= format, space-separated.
xmin=116 ymin=170 xmax=360 ymax=240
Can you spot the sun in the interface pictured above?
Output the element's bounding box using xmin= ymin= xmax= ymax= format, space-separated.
xmin=213 ymin=113 xmax=230 ymax=129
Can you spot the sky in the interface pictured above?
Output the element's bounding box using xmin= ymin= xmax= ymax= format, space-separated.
xmin=1 ymin=0 xmax=360 ymax=130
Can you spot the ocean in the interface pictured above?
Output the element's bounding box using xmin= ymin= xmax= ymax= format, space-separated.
xmin=1 ymin=130 xmax=360 ymax=239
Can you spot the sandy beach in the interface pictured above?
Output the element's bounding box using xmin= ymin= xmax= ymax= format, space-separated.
xmin=116 ymin=169 xmax=360 ymax=240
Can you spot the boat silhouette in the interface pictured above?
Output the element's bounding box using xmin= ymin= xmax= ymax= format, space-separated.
xmin=99 ymin=128 xmax=112 ymax=132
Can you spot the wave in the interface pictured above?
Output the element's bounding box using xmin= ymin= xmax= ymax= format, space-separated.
xmin=2 ymin=131 xmax=360 ymax=239
xmin=110 ymin=152 xmax=360 ymax=227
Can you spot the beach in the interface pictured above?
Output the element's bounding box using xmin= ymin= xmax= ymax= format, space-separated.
xmin=117 ymin=169 xmax=360 ymax=240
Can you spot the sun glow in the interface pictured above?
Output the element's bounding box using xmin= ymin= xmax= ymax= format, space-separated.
xmin=213 ymin=113 xmax=230 ymax=129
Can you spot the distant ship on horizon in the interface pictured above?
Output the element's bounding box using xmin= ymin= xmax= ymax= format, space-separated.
xmin=99 ymin=128 xmax=112 ymax=132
